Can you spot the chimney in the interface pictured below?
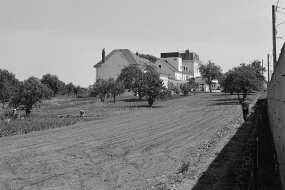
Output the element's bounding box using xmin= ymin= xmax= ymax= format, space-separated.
xmin=102 ymin=48 xmax=105 ymax=63
xmin=185 ymin=49 xmax=190 ymax=60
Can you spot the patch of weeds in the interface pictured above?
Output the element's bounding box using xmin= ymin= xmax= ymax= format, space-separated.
xmin=177 ymin=160 xmax=190 ymax=174
xmin=154 ymin=182 xmax=170 ymax=190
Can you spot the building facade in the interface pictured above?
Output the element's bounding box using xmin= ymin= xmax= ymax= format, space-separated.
xmin=93 ymin=49 xmax=169 ymax=87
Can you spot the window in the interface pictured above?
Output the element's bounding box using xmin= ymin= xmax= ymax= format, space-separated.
xmin=180 ymin=66 xmax=189 ymax=71
xmin=159 ymin=65 xmax=161 ymax=68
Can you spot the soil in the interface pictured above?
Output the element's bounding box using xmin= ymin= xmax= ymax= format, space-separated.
xmin=0 ymin=92 xmax=261 ymax=190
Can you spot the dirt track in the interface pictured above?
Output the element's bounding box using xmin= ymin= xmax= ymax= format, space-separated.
xmin=0 ymin=93 xmax=253 ymax=190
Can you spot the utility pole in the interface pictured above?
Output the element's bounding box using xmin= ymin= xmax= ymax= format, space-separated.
xmin=261 ymin=59 xmax=263 ymax=76
xmin=267 ymin=54 xmax=270 ymax=82
xmin=272 ymin=5 xmax=277 ymax=69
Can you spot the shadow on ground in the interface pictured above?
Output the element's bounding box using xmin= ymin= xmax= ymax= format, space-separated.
xmin=191 ymin=96 xmax=282 ymax=190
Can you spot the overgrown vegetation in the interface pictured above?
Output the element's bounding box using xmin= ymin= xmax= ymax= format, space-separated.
xmin=179 ymin=77 xmax=199 ymax=95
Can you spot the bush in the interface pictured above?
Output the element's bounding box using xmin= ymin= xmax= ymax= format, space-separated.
xmin=180 ymin=83 xmax=191 ymax=95
xmin=168 ymin=82 xmax=181 ymax=94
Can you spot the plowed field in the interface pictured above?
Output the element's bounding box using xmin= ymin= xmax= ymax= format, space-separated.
xmin=0 ymin=93 xmax=259 ymax=190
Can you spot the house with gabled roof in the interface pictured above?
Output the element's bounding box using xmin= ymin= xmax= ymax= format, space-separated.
xmin=93 ymin=49 xmax=170 ymax=87
xmin=155 ymin=57 xmax=194 ymax=86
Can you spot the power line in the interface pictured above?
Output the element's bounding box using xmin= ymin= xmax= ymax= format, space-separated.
xmin=277 ymin=6 xmax=285 ymax=10
xmin=276 ymin=10 xmax=285 ymax=15
xmin=276 ymin=21 xmax=285 ymax=27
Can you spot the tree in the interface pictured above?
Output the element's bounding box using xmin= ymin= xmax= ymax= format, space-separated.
xmin=108 ymin=78 xmax=125 ymax=102
xmin=40 ymin=74 xmax=62 ymax=96
xmin=117 ymin=64 xmax=145 ymax=100
xmin=0 ymin=69 xmax=19 ymax=108
xmin=140 ymin=65 xmax=165 ymax=107
xmin=66 ymin=82 xmax=75 ymax=97
xmin=10 ymin=77 xmax=52 ymax=114
xmin=73 ymin=85 xmax=81 ymax=97
xmin=221 ymin=62 xmax=266 ymax=101
xmin=92 ymin=78 xmax=110 ymax=102
xmin=232 ymin=63 xmax=265 ymax=100
xmin=136 ymin=52 xmax=158 ymax=63
xmin=198 ymin=61 xmax=222 ymax=92
xmin=58 ymin=80 xmax=66 ymax=96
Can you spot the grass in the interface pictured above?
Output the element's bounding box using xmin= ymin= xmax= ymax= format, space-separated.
xmin=0 ymin=92 xmax=190 ymax=138
xmin=0 ymin=114 xmax=95 ymax=138
xmin=0 ymin=91 xmax=254 ymax=140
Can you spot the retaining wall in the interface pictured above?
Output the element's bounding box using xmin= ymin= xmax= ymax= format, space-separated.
xmin=267 ymin=43 xmax=285 ymax=189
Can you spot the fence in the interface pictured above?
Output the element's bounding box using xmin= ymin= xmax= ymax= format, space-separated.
xmin=267 ymin=42 xmax=285 ymax=189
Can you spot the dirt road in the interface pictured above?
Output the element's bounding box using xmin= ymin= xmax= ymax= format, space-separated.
xmin=0 ymin=93 xmax=254 ymax=190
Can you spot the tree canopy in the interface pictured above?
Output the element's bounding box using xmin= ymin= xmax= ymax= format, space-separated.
xmin=140 ymin=65 xmax=165 ymax=107
xmin=135 ymin=52 xmax=158 ymax=63
xmin=10 ymin=77 xmax=52 ymax=114
xmin=117 ymin=64 xmax=145 ymax=100
xmin=66 ymin=82 xmax=75 ymax=97
xmin=219 ymin=61 xmax=266 ymax=100
xmin=198 ymin=61 xmax=222 ymax=92
xmin=40 ymin=74 xmax=64 ymax=96
xmin=108 ymin=78 xmax=125 ymax=102
xmin=92 ymin=78 xmax=111 ymax=102
xmin=0 ymin=69 xmax=19 ymax=108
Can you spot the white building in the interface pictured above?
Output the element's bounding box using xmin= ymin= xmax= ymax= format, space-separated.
xmin=159 ymin=50 xmax=220 ymax=92
xmin=155 ymin=57 xmax=194 ymax=86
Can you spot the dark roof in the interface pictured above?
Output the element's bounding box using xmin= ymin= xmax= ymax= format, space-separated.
xmin=94 ymin=49 xmax=151 ymax=68
xmin=155 ymin=58 xmax=178 ymax=72
xmin=160 ymin=50 xmax=199 ymax=61
xmin=156 ymin=67 xmax=170 ymax=75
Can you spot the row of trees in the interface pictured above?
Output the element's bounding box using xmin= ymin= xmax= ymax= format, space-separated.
xmin=0 ymin=69 xmax=82 ymax=114
xmin=92 ymin=64 xmax=171 ymax=107
xmin=92 ymin=78 xmax=125 ymax=102
xmin=197 ymin=60 xmax=266 ymax=101
xmin=219 ymin=60 xmax=265 ymax=100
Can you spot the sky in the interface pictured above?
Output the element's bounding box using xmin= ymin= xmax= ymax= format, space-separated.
xmin=1 ymin=0 xmax=285 ymax=87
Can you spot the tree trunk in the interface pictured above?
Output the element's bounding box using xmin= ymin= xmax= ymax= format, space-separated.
xmin=147 ymin=97 xmax=155 ymax=107
xmin=113 ymin=95 xmax=116 ymax=103
xmin=237 ymin=91 xmax=240 ymax=101
xmin=138 ymin=91 xmax=142 ymax=101
xmin=2 ymin=99 xmax=4 ymax=109
xmin=243 ymin=90 xmax=247 ymax=100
